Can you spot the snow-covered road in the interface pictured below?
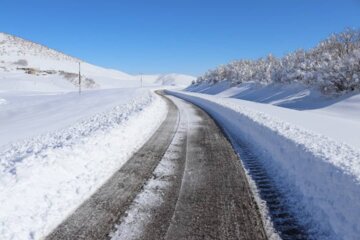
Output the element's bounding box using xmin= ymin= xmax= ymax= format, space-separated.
xmin=110 ymin=92 xmax=267 ymax=240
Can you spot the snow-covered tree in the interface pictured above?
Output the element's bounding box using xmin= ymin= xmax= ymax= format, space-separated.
xmin=192 ymin=28 xmax=360 ymax=94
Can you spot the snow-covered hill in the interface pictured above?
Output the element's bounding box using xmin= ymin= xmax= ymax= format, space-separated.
xmin=0 ymin=32 xmax=195 ymax=91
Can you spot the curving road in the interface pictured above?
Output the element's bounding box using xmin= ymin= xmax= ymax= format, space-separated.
xmin=46 ymin=91 xmax=267 ymax=240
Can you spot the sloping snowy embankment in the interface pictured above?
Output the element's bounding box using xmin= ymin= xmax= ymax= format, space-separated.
xmin=0 ymin=89 xmax=167 ymax=240
xmin=167 ymin=90 xmax=360 ymax=240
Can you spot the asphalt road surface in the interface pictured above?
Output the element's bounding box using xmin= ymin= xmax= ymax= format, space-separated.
xmin=46 ymin=91 xmax=267 ymax=240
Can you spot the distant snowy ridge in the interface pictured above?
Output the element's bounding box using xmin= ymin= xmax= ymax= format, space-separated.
xmin=0 ymin=32 xmax=80 ymax=63
xmin=155 ymin=73 xmax=195 ymax=86
xmin=169 ymin=90 xmax=360 ymax=240
xmin=0 ymin=32 xmax=195 ymax=91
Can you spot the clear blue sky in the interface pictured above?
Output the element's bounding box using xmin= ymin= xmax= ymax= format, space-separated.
xmin=1 ymin=0 xmax=360 ymax=76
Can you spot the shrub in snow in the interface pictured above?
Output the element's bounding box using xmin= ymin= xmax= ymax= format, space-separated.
xmin=12 ymin=59 xmax=28 ymax=66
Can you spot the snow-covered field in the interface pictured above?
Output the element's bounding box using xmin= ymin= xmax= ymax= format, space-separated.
xmin=0 ymin=89 xmax=146 ymax=147
xmin=169 ymin=85 xmax=360 ymax=239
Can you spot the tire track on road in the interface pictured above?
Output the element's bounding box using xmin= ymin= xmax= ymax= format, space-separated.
xmin=46 ymin=91 xmax=179 ymax=240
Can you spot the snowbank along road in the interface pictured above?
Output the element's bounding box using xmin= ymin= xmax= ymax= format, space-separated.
xmin=47 ymin=91 xmax=267 ymax=240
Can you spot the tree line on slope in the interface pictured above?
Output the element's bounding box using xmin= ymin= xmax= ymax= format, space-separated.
xmin=193 ymin=29 xmax=360 ymax=94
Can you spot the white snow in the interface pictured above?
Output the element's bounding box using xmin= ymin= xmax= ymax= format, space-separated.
xmin=168 ymin=89 xmax=360 ymax=240
xmin=0 ymin=89 xmax=167 ymax=240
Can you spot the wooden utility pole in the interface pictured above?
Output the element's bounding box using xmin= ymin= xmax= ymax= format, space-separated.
xmin=79 ymin=62 xmax=81 ymax=95
xmin=140 ymin=73 xmax=143 ymax=88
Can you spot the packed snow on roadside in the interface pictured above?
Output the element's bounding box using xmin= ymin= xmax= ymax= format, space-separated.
xmin=168 ymin=90 xmax=360 ymax=240
xmin=0 ymin=88 xmax=167 ymax=240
